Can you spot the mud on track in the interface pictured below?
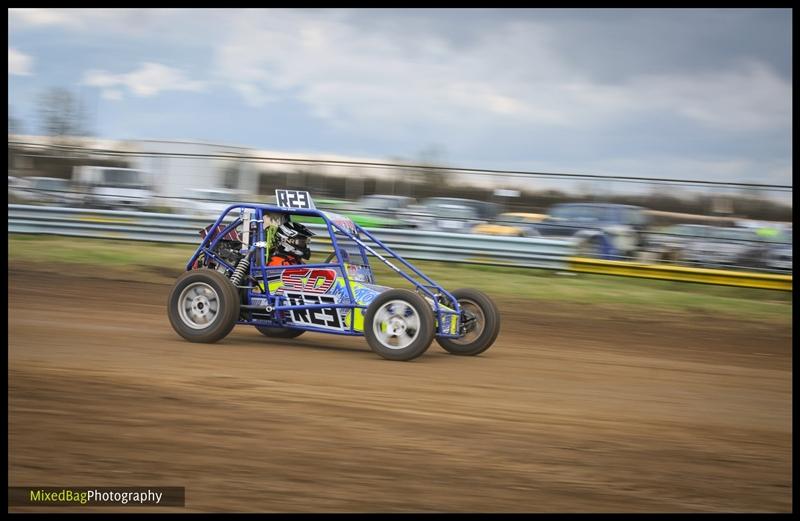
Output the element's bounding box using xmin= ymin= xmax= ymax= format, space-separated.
xmin=8 ymin=270 xmax=792 ymax=512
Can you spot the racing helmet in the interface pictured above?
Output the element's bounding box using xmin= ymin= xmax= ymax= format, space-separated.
xmin=275 ymin=220 xmax=315 ymax=260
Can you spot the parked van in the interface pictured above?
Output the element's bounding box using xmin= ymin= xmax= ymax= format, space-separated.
xmin=72 ymin=166 xmax=154 ymax=210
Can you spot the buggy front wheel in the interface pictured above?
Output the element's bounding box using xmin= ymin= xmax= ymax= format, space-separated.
xmin=437 ymin=289 xmax=500 ymax=356
xmin=364 ymin=289 xmax=435 ymax=361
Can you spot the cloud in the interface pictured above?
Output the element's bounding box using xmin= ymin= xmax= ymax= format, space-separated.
xmin=9 ymin=8 xmax=81 ymax=28
xmin=212 ymin=10 xmax=791 ymax=139
xmin=231 ymin=83 xmax=277 ymax=108
xmin=621 ymin=61 xmax=791 ymax=132
xmin=8 ymin=48 xmax=33 ymax=76
xmin=83 ymin=62 xmax=206 ymax=98
xmin=7 ymin=9 xmax=792 ymax=186
xmin=214 ymin=12 xmax=567 ymax=134
xmin=9 ymin=8 xmax=240 ymax=44
xmin=101 ymin=89 xmax=123 ymax=101
xmin=11 ymin=9 xmax=792 ymax=136
xmin=8 ymin=8 xmax=177 ymax=31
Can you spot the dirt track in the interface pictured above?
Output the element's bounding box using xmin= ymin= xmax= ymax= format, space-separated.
xmin=8 ymin=269 xmax=792 ymax=512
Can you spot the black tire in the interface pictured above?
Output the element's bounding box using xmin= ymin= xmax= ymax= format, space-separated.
xmin=364 ymin=289 xmax=435 ymax=361
xmin=437 ymin=289 xmax=500 ymax=356
xmin=168 ymin=269 xmax=240 ymax=343
xmin=254 ymin=326 xmax=305 ymax=339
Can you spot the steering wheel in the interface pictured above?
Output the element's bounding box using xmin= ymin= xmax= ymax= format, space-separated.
xmin=323 ymin=252 xmax=337 ymax=263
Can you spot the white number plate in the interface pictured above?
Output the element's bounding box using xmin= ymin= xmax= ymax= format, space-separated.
xmin=275 ymin=189 xmax=315 ymax=209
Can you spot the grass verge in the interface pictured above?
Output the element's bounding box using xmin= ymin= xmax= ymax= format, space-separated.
xmin=9 ymin=234 xmax=791 ymax=324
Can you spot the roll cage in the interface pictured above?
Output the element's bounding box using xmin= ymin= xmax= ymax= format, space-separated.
xmin=185 ymin=203 xmax=463 ymax=338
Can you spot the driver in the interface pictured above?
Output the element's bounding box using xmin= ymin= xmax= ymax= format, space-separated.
xmin=268 ymin=221 xmax=315 ymax=266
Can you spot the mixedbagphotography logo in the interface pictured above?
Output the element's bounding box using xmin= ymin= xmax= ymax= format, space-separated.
xmin=8 ymin=487 xmax=185 ymax=507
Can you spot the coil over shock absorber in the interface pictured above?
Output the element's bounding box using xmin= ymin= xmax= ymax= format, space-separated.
xmin=230 ymin=256 xmax=250 ymax=286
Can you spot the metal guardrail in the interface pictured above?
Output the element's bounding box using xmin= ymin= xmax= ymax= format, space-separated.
xmin=8 ymin=205 xmax=792 ymax=290
xmin=8 ymin=205 xmax=573 ymax=270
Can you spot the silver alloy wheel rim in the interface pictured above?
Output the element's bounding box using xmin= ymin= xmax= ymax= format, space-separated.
xmin=452 ymin=298 xmax=485 ymax=345
xmin=178 ymin=282 xmax=220 ymax=330
xmin=372 ymin=300 xmax=421 ymax=350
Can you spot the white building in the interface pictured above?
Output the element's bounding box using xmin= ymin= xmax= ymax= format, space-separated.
xmin=9 ymin=134 xmax=441 ymax=200
xmin=126 ymin=139 xmax=261 ymax=199
xmin=124 ymin=138 xmax=420 ymax=200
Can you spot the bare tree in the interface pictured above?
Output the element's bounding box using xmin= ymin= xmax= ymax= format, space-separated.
xmin=409 ymin=144 xmax=449 ymax=198
xmin=37 ymin=87 xmax=90 ymax=143
xmin=417 ymin=144 xmax=448 ymax=182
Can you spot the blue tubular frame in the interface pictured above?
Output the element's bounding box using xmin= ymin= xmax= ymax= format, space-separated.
xmin=326 ymin=220 xmax=462 ymax=336
xmin=185 ymin=203 xmax=463 ymax=338
xmin=186 ymin=213 xmax=243 ymax=272
xmin=357 ymin=226 xmax=459 ymax=306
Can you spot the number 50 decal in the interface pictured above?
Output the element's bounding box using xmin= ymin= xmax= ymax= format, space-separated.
xmin=281 ymin=268 xmax=336 ymax=294
xmin=275 ymin=189 xmax=315 ymax=209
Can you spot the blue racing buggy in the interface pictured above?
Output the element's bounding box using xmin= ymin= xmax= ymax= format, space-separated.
xmin=167 ymin=190 xmax=500 ymax=361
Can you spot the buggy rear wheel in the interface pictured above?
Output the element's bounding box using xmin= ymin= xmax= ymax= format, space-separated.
xmin=437 ymin=289 xmax=500 ymax=356
xmin=364 ymin=289 xmax=435 ymax=361
xmin=168 ymin=269 xmax=240 ymax=343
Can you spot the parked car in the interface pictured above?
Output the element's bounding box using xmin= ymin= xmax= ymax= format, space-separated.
xmin=399 ymin=197 xmax=501 ymax=233
xmin=644 ymin=224 xmax=710 ymax=262
xmin=677 ymin=226 xmax=790 ymax=270
xmin=732 ymin=227 xmax=792 ymax=271
xmin=12 ymin=176 xmax=79 ymax=206
xmin=471 ymin=212 xmax=546 ymax=237
xmin=533 ymin=203 xmax=650 ymax=259
xmin=354 ymin=194 xmax=416 ymax=219
xmin=644 ymin=224 xmax=793 ymax=271
xmin=679 ymin=226 xmax=740 ymax=267
xmin=763 ymin=230 xmax=792 ymax=272
xmin=299 ymin=196 xmax=407 ymax=229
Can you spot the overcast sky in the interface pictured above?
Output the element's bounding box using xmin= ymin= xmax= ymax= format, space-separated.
xmin=8 ymin=8 xmax=792 ymax=188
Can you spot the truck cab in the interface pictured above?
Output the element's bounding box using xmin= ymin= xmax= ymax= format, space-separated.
xmin=72 ymin=166 xmax=154 ymax=210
